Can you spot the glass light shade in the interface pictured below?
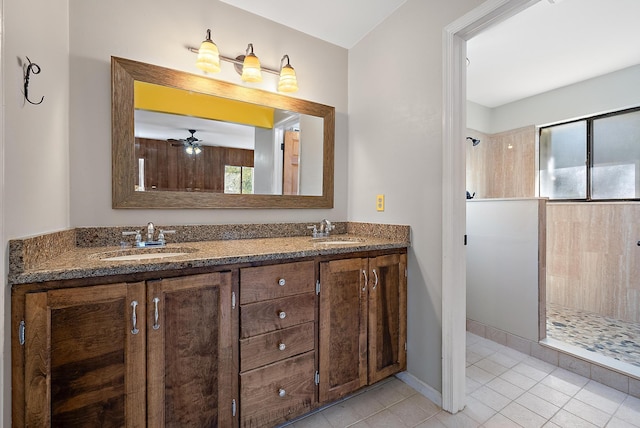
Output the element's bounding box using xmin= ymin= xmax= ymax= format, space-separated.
xmin=241 ymin=53 xmax=262 ymax=82
xmin=185 ymin=145 xmax=194 ymax=155
xmin=194 ymin=145 xmax=202 ymax=155
xmin=278 ymin=64 xmax=298 ymax=93
xmin=196 ymin=39 xmax=221 ymax=73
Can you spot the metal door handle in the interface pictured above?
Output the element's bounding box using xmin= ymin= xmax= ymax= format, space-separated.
xmin=131 ymin=301 xmax=139 ymax=335
xmin=372 ymin=269 xmax=379 ymax=290
xmin=152 ymin=297 xmax=160 ymax=330
xmin=362 ymin=269 xmax=368 ymax=292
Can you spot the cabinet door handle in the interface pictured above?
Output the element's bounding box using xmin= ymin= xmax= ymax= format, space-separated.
xmin=372 ymin=269 xmax=379 ymax=290
xmin=131 ymin=301 xmax=140 ymax=335
xmin=278 ymin=388 xmax=286 ymax=397
xmin=278 ymin=311 xmax=287 ymax=319
xmin=152 ymin=297 xmax=160 ymax=330
xmin=362 ymin=269 xmax=368 ymax=292
xmin=278 ymin=278 xmax=286 ymax=286
xmin=278 ymin=343 xmax=286 ymax=351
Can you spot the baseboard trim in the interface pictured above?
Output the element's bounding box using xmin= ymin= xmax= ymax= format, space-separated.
xmin=395 ymin=371 xmax=443 ymax=407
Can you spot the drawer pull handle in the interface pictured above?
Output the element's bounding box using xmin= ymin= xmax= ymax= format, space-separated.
xmin=278 ymin=389 xmax=286 ymax=398
xmin=362 ymin=270 xmax=368 ymax=292
xmin=372 ymin=269 xmax=379 ymax=290
xmin=152 ymin=297 xmax=160 ymax=330
xmin=278 ymin=343 xmax=286 ymax=351
xmin=278 ymin=278 xmax=286 ymax=286
xmin=278 ymin=311 xmax=287 ymax=319
xmin=131 ymin=301 xmax=140 ymax=335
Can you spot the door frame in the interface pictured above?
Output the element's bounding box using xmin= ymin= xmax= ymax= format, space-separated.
xmin=441 ymin=0 xmax=540 ymax=413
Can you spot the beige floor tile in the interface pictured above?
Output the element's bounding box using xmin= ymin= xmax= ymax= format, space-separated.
xmin=320 ymin=402 xmax=362 ymax=428
xmin=343 ymin=390 xmax=385 ymax=420
xmin=563 ymin=398 xmax=611 ymax=427
xmin=515 ymin=392 xmax=560 ymax=420
xmin=575 ymin=380 xmax=628 ymax=414
xmin=470 ymin=385 xmax=511 ymax=412
xmin=476 ymin=358 xmax=510 ymax=377
xmin=481 ymin=412 xmax=522 ymax=428
xmin=528 ymin=382 xmax=571 ymax=408
xmin=292 ymin=411 xmax=333 ymax=428
xmin=461 ymin=395 xmax=496 ymax=424
xmin=549 ymin=409 xmax=599 ymax=428
xmin=614 ymin=396 xmax=640 ymax=427
xmin=499 ymin=369 xmax=538 ymax=390
xmin=361 ymin=409 xmax=408 ymax=428
xmin=486 ymin=376 xmax=526 ymax=400
xmin=435 ymin=410 xmax=481 ymax=428
xmin=500 ymin=402 xmax=547 ymax=428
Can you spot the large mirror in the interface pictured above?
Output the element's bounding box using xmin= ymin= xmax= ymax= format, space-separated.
xmin=112 ymin=56 xmax=334 ymax=208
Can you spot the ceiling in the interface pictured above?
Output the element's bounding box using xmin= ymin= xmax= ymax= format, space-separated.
xmin=222 ymin=0 xmax=640 ymax=109
xmin=467 ymin=0 xmax=640 ymax=108
xmin=219 ymin=0 xmax=408 ymax=49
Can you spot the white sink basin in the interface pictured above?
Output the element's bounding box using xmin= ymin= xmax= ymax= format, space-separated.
xmin=92 ymin=247 xmax=197 ymax=262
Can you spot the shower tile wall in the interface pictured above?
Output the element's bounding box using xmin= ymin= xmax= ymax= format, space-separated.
xmin=466 ymin=125 xmax=536 ymax=199
xmin=547 ymin=203 xmax=640 ymax=324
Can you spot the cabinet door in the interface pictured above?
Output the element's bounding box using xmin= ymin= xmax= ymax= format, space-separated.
xmin=319 ymin=258 xmax=368 ymax=403
xmin=23 ymin=282 xmax=146 ymax=427
xmin=368 ymin=254 xmax=407 ymax=384
xmin=147 ymin=272 xmax=237 ymax=427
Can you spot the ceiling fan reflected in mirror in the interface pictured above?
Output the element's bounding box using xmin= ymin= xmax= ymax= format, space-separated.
xmin=168 ymin=129 xmax=203 ymax=154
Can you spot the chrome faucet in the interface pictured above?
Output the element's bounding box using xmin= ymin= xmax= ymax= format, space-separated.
xmin=319 ymin=219 xmax=334 ymax=236
xmin=308 ymin=219 xmax=335 ymax=238
xmin=122 ymin=222 xmax=176 ymax=247
xmin=147 ymin=222 xmax=155 ymax=242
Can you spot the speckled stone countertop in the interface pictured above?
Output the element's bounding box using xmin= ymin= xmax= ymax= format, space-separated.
xmin=9 ymin=222 xmax=410 ymax=285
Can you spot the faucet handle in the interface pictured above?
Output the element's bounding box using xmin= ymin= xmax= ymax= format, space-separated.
xmin=307 ymin=225 xmax=318 ymax=238
xmin=122 ymin=230 xmax=142 ymax=244
xmin=157 ymin=229 xmax=176 ymax=245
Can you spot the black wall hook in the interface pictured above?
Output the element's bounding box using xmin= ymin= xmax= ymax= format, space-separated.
xmin=23 ymin=56 xmax=44 ymax=105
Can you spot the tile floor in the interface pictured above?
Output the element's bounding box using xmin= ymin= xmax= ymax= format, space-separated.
xmin=547 ymin=303 xmax=640 ymax=368
xmin=284 ymin=332 xmax=640 ymax=427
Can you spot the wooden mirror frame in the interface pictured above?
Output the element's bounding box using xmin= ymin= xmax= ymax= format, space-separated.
xmin=111 ymin=56 xmax=335 ymax=209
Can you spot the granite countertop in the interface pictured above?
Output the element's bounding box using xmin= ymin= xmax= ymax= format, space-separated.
xmin=9 ymin=223 xmax=410 ymax=285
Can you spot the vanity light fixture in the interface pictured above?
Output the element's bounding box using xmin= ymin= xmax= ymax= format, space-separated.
xmin=241 ymin=43 xmax=262 ymax=82
xmin=196 ymin=29 xmax=221 ymax=73
xmin=278 ymin=55 xmax=298 ymax=93
xmin=188 ymin=30 xmax=299 ymax=92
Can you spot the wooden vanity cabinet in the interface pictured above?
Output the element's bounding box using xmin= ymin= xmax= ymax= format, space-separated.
xmin=13 ymin=272 xmax=238 ymax=428
xmin=238 ymin=261 xmax=317 ymax=427
xmin=318 ymin=253 xmax=407 ymax=403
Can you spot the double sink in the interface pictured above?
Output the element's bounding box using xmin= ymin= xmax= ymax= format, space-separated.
xmin=91 ymin=237 xmax=364 ymax=262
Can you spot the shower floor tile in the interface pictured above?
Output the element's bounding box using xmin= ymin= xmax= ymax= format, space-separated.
xmin=546 ymin=303 xmax=640 ymax=368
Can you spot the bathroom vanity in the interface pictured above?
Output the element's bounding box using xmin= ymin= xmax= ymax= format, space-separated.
xmin=10 ymin=223 xmax=408 ymax=427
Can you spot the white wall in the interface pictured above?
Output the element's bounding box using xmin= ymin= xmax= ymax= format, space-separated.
xmin=3 ymin=0 xmax=70 ymax=424
xmin=473 ymin=64 xmax=640 ymax=134
xmin=348 ymin=0 xmax=480 ymax=392
xmin=68 ymin=0 xmax=348 ymax=227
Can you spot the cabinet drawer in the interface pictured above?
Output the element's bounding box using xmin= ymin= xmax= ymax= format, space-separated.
xmin=240 ymin=322 xmax=315 ymax=372
xmin=240 ymin=261 xmax=315 ymax=304
xmin=240 ymin=352 xmax=315 ymax=427
xmin=241 ymin=293 xmax=315 ymax=339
